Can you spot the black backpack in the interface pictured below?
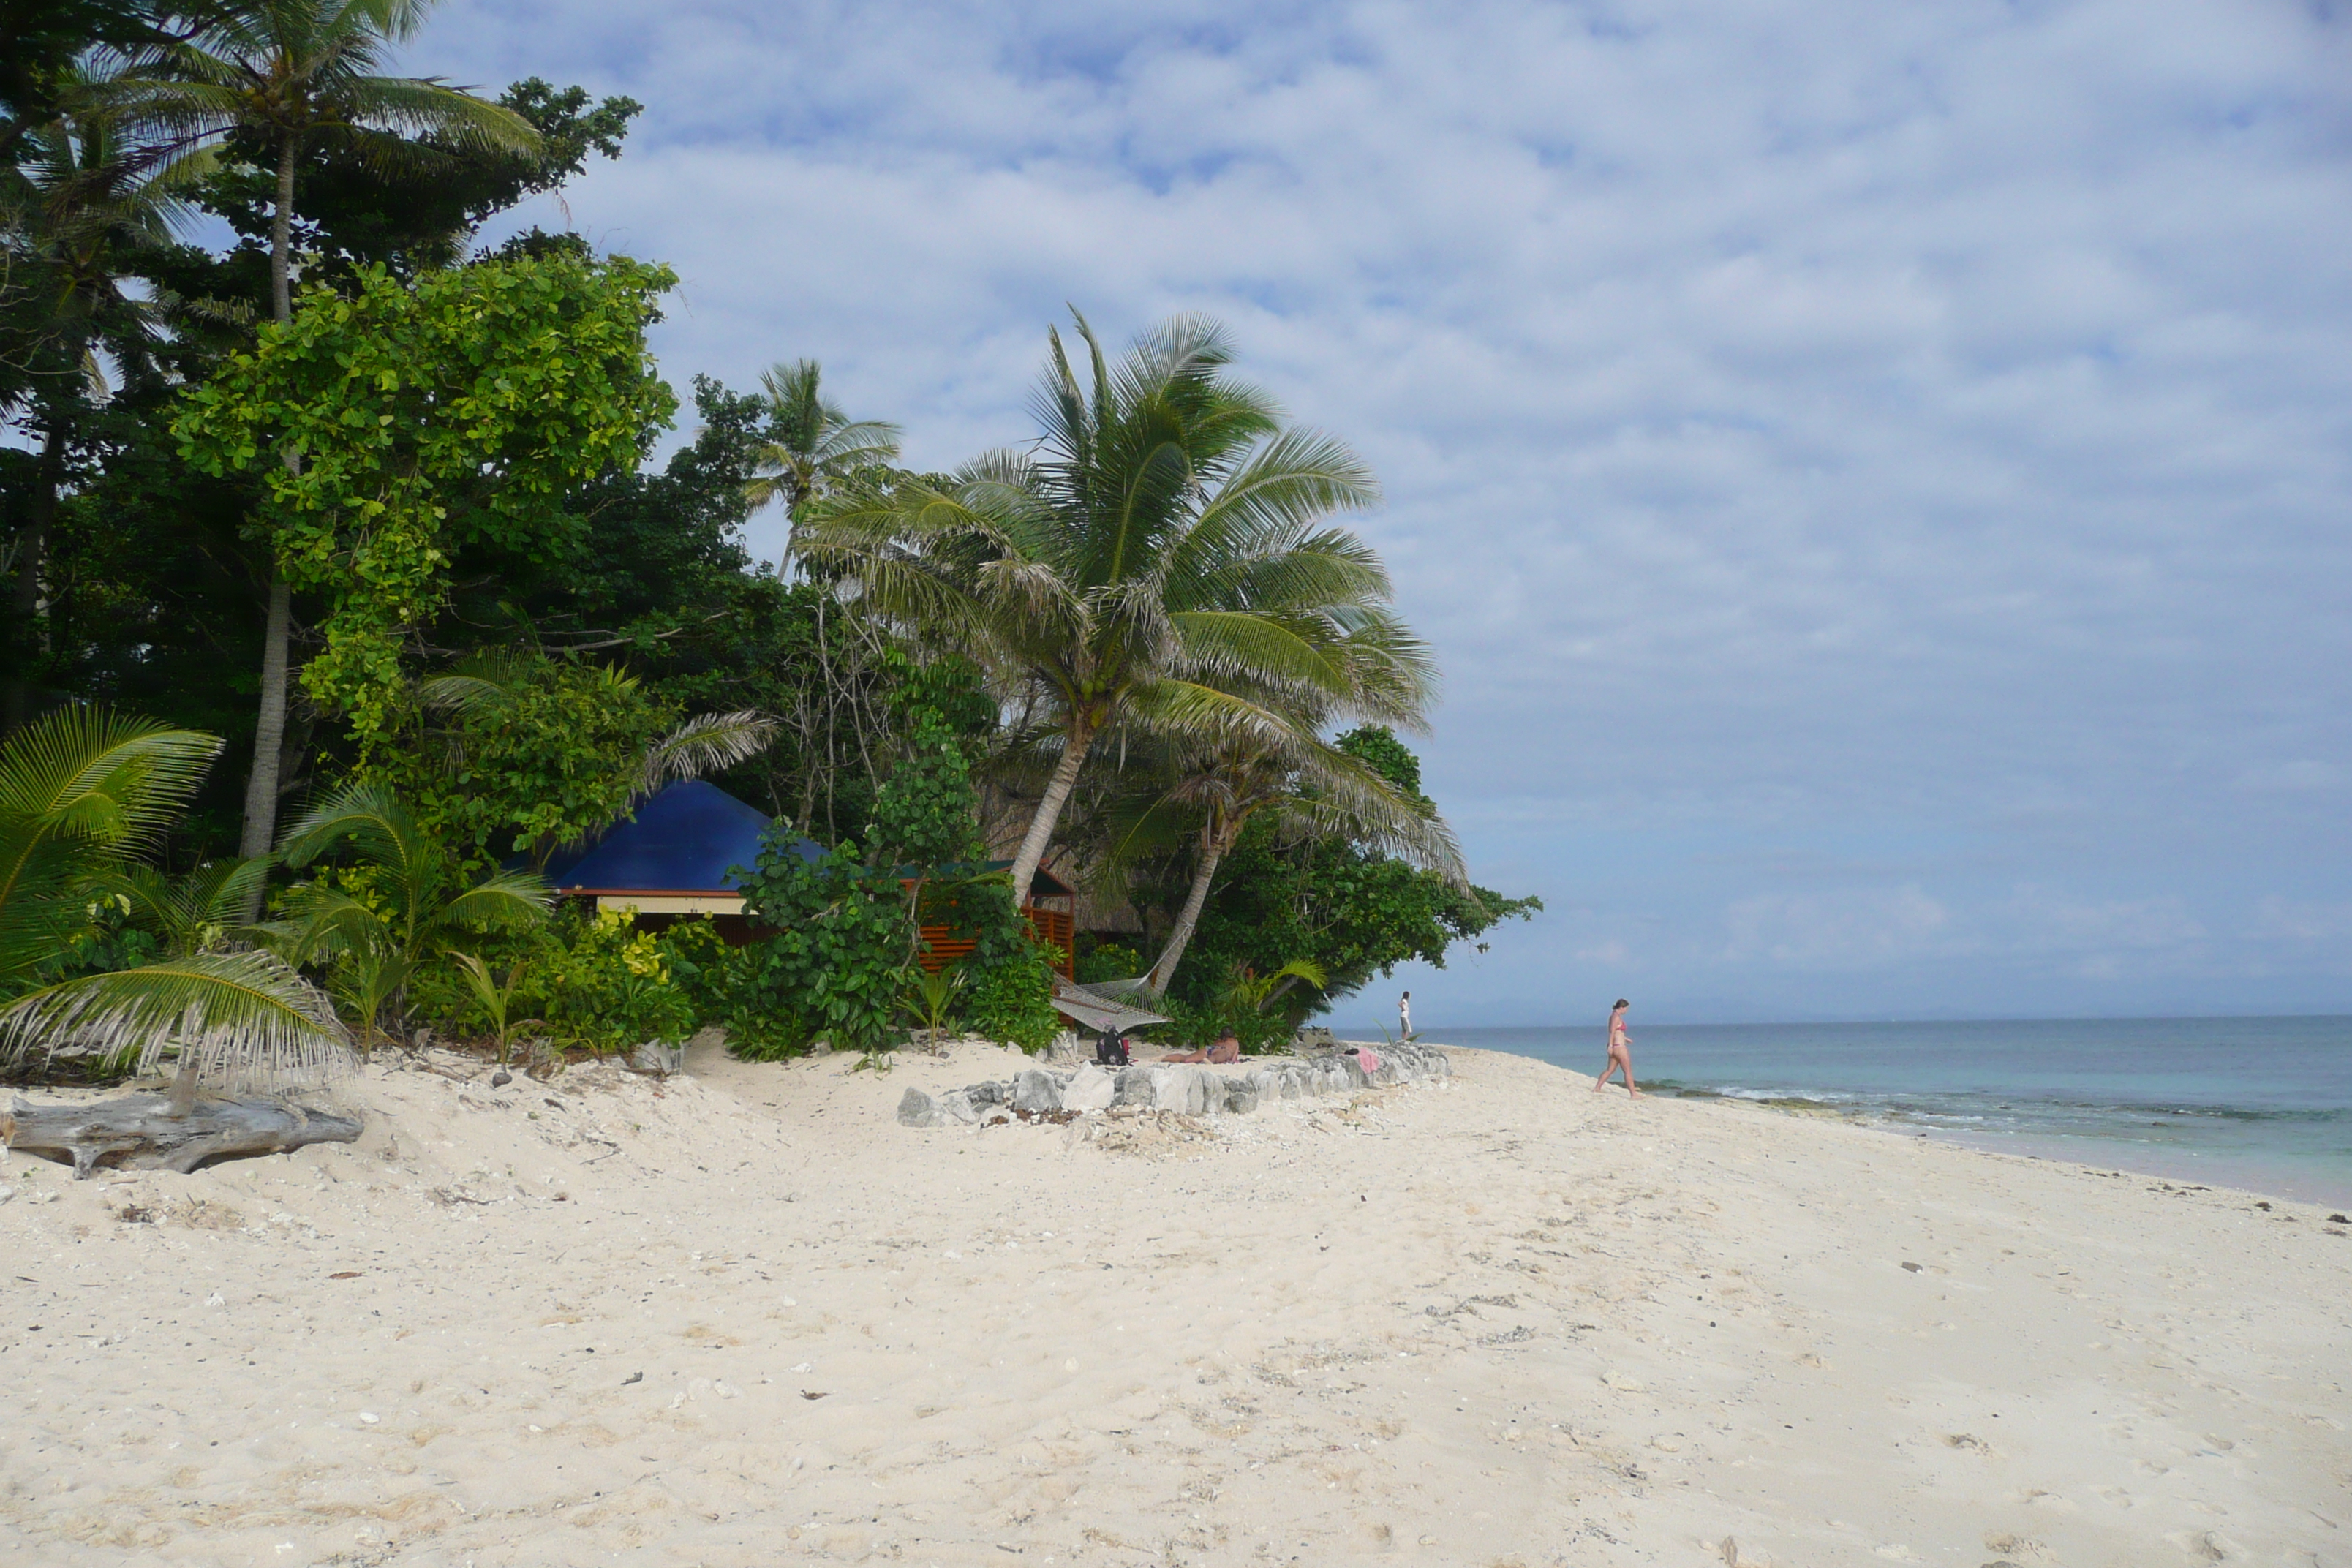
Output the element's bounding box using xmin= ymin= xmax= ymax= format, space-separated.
xmin=1095 ymin=1029 xmax=1130 ymax=1066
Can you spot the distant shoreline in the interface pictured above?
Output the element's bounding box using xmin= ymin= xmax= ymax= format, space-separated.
xmin=1409 ymin=1017 xmax=2352 ymax=1208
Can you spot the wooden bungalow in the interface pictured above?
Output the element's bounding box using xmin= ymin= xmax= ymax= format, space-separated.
xmin=547 ymin=780 xmax=1075 ymax=976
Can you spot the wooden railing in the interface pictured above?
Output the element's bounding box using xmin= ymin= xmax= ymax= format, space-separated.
xmin=917 ymin=905 xmax=1074 ymax=979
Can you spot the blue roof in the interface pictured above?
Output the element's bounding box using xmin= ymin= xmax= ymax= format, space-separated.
xmin=545 ymin=780 xmax=820 ymax=893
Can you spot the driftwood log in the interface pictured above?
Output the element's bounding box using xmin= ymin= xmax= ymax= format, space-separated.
xmin=4 ymin=1094 xmax=361 ymax=1178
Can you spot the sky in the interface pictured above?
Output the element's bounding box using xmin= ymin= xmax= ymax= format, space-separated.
xmin=404 ymin=0 xmax=2352 ymax=1027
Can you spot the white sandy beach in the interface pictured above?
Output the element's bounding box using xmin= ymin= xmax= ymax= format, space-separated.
xmin=2 ymin=1041 xmax=2346 ymax=1568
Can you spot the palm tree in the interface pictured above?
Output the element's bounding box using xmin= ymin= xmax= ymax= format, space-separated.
xmin=0 ymin=706 xmax=222 ymax=989
xmin=89 ymin=854 xmax=274 ymax=957
xmin=1220 ymin=957 xmax=1327 ymax=1017
xmin=796 ymin=312 xmax=1401 ymax=906
xmin=0 ymin=706 xmax=353 ymax=1112
xmin=1112 ymin=707 xmax=1466 ymax=998
xmin=744 ymin=358 xmax=902 ymax=521
xmin=449 ymin=951 xmax=529 ymax=1069
xmin=99 ymin=0 xmax=540 ymax=863
xmin=267 ymin=780 xmax=549 ymax=1047
xmin=3 ymin=62 xmax=219 ymax=728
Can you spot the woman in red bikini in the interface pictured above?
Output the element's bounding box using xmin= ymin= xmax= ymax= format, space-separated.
xmin=1594 ymin=998 xmax=1640 ymax=1096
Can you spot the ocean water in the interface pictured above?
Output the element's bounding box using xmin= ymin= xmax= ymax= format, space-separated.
xmin=1433 ymin=1016 xmax=2352 ymax=1206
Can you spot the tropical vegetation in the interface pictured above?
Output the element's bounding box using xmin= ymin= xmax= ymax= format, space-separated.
xmin=1 ymin=0 xmax=1535 ymax=1099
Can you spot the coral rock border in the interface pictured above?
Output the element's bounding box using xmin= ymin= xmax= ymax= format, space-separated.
xmin=895 ymin=1042 xmax=1450 ymax=1128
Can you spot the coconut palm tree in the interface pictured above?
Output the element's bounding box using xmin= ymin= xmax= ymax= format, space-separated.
xmin=0 ymin=706 xmax=352 ymax=1112
xmin=1110 ymin=708 xmax=1466 ymax=997
xmin=98 ymin=0 xmax=540 ymax=864
xmin=744 ymin=358 xmax=902 ymax=520
xmin=88 ymin=853 xmax=274 ymax=958
xmin=0 ymin=706 xmax=223 ymax=989
xmin=3 ymin=61 xmax=221 ymax=728
xmin=795 ymin=312 xmax=1403 ymax=906
xmin=267 ymin=780 xmax=550 ymax=1047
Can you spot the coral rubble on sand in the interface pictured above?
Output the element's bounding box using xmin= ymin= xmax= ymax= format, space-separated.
xmin=894 ymin=1041 xmax=1452 ymax=1128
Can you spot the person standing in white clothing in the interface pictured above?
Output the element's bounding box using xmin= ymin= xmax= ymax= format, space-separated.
xmin=1398 ymin=990 xmax=1413 ymax=1041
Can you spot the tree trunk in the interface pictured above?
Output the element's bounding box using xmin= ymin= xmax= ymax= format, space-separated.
xmin=1144 ymin=815 xmax=1238 ymax=996
xmin=236 ymin=135 xmax=301 ymax=881
xmin=237 ymin=574 xmax=291 ymax=864
xmin=1 ymin=420 xmax=65 ymax=732
xmin=1007 ymin=720 xmax=1097 ymax=907
xmin=269 ymin=135 xmax=297 ymax=325
xmin=5 ymin=1093 xmax=361 ymax=1178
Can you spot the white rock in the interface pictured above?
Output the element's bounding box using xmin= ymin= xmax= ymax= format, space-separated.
xmin=1061 ymin=1064 xmax=1117 ymax=1112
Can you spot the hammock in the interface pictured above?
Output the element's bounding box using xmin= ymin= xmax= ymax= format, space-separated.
xmin=1048 ymin=975 xmax=1169 ymax=1034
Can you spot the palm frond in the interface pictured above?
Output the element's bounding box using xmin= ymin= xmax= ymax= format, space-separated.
xmin=429 ymin=872 xmax=552 ymax=937
xmin=636 ymin=711 xmax=779 ymax=797
xmin=276 ymin=781 xmax=414 ymax=872
xmin=0 ymin=950 xmax=355 ymax=1097
xmin=1169 ymin=609 xmax=1360 ymax=703
xmin=0 ymin=706 xmax=221 ymax=845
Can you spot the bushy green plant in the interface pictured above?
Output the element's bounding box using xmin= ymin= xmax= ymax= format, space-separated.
xmin=527 ymin=906 xmax=696 ymax=1054
xmin=369 ymin=654 xmax=682 ymax=870
xmin=1153 ymin=995 xmax=1276 ymax=1055
xmin=268 ymin=784 xmax=549 ymax=1049
xmin=1075 ymin=941 xmax=1143 ymax=985
xmin=642 ymin=916 xmax=810 ymax=1056
xmin=175 ymin=255 xmax=678 ymax=747
xmin=729 ymin=830 xmax=910 ymax=1060
xmin=901 ymin=963 xmax=965 ymax=1048
xmin=962 ymin=929 xmax=1063 ymax=1055
xmin=652 ymin=916 xmax=740 ymax=1026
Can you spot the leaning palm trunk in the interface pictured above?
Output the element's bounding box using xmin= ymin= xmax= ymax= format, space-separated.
xmin=1008 ymin=723 xmax=1098 ymax=908
xmin=1145 ymin=818 xmax=1238 ymax=997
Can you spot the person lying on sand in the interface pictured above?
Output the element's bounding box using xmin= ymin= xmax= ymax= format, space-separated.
xmin=1163 ymin=1030 xmax=1242 ymax=1065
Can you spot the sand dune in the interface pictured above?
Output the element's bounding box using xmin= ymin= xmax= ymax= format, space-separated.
xmin=2 ymin=1041 xmax=2345 ymax=1567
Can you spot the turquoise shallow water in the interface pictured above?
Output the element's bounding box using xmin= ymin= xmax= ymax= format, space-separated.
xmin=1433 ymin=1016 xmax=2352 ymax=1206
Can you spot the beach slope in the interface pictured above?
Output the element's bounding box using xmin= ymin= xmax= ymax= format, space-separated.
xmin=1 ymin=1042 xmax=2344 ymax=1567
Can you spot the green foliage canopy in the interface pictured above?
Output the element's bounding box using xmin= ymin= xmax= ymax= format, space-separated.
xmin=372 ymin=652 xmax=682 ymax=868
xmin=173 ymin=252 xmax=676 ymax=743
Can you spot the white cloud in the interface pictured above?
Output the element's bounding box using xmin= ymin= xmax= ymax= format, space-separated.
xmin=404 ymin=0 xmax=2352 ymax=1019
xmin=1721 ymin=884 xmax=1953 ymax=970
xmin=2233 ymin=761 xmax=2347 ymax=795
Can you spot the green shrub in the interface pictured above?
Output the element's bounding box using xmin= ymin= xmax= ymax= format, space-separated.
xmin=653 ymin=916 xmax=740 ymax=1025
xmin=962 ymin=932 xmax=1062 ymax=1055
xmin=528 ymin=905 xmax=696 ymax=1054
xmin=1153 ymin=995 xmax=1286 ymax=1055
xmin=730 ymin=831 xmax=911 ymax=1060
xmin=1074 ymin=941 xmax=1143 ymax=985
